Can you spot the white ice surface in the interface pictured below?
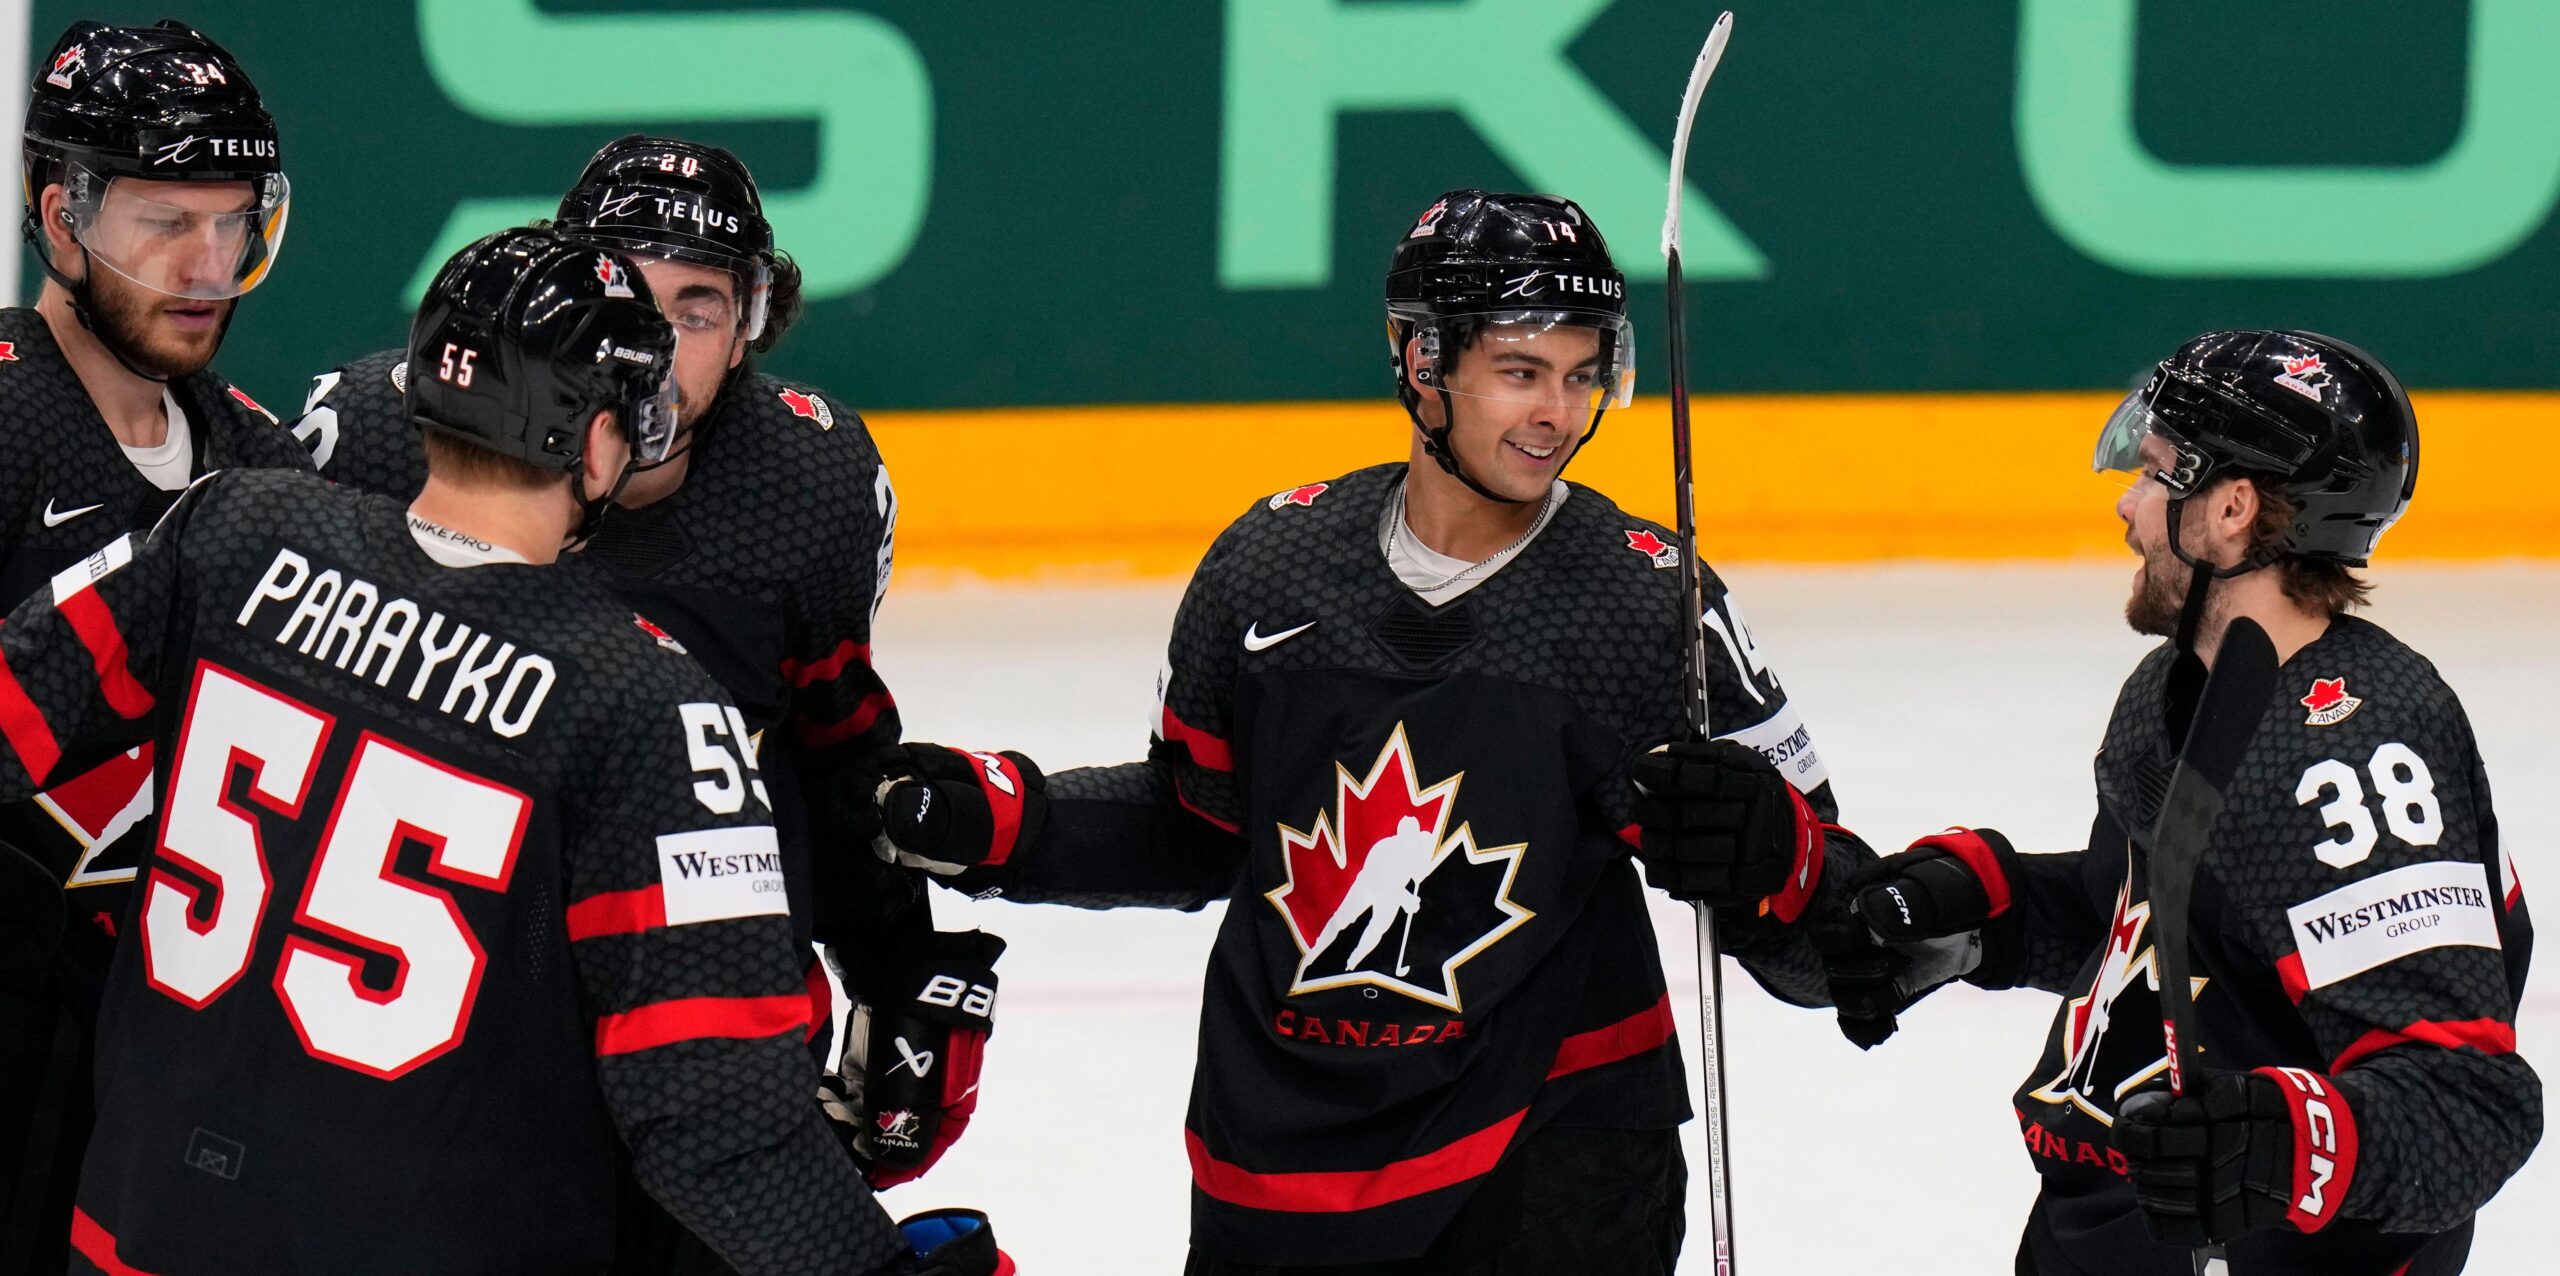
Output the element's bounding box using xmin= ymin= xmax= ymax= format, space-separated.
xmin=862 ymin=563 xmax=2559 ymax=1273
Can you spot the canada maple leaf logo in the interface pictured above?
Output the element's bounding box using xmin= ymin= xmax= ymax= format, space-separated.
xmin=777 ymin=388 xmax=835 ymax=429
xmin=2028 ymin=873 xmax=2169 ymax=1126
xmin=1625 ymin=529 xmax=1680 ymax=568
xmin=1265 ymin=724 xmax=1532 ymax=1012
xmin=2300 ymin=677 xmax=2362 ymax=726
xmin=2274 ymin=352 xmax=2330 ymax=404
xmin=1268 ymin=482 xmax=1329 ymax=510
xmin=226 ymin=385 xmax=274 ymax=423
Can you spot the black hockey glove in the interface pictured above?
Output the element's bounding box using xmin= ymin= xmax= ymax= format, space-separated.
xmin=1629 ymin=739 xmax=1823 ymax=916
xmin=1 ymin=838 xmax=65 ymax=972
xmin=1814 ymin=828 xmax=2027 ymax=1048
xmin=883 ymin=1210 xmax=1012 ymax=1276
xmin=865 ymin=743 xmax=1048 ymax=876
xmin=822 ymin=930 xmax=1005 ymax=1189
xmin=1851 ymin=827 xmax=2019 ymax=942
xmin=2116 ymin=1068 xmax=2361 ymax=1246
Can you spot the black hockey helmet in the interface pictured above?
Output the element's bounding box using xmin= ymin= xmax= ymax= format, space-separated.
xmin=1385 ymin=189 xmax=1633 ymax=502
xmin=407 ymin=227 xmax=681 ymax=478
xmin=555 ymin=135 xmax=775 ymax=342
xmin=20 ymin=19 xmax=289 ymax=301
xmin=2095 ymin=329 xmax=2417 ymax=569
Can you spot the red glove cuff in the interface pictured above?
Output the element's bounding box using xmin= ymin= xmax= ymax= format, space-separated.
xmin=1908 ymin=827 xmax=2013 ymax=918
xmin=867 ymin=1025 xmax=989 ymax=1190
xmin=2252 ymin=1066 xmax=2360 ymax=1233
xmin=1764 ymin=785 xmax=1826 ymax=924
xmin=960 ymin=749 xmax=1029 ymax=869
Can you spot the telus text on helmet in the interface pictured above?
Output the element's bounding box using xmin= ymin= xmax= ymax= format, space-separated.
xmin=597 ymin=189 xmax=743 ymax=237
xmin=150 ymin=135 xmax=276 ymax=166
xmin=1498 ymin=270 xmax=1623 ymax=301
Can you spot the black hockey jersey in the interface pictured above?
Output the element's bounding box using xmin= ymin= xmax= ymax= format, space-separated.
xmin=293 ymin=350 xmax=907 ymax=951
xmin=0 ymin=307 xmax=313 ymax=1274
xmin=0 ymin=305 xmax=312 ymax=918
xmin=992 ymin=464 xmax=1865 ymax=1262
xmin=0 ymin=468 xmax=892 ymax=1274
xmin=1980 ymin=618 xmax=2537 ymax=1275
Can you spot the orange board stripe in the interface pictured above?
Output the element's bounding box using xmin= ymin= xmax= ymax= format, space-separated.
xmin=864 ymin=392 xmax=2559 ymax=577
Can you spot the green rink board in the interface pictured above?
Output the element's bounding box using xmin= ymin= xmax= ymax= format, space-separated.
xmin=22 ymin=0 xmax=2560 ymax=409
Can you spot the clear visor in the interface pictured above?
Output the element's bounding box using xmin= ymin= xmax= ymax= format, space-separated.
xmin=1410 ymin=310 xmax=1636 ymax=437
xmin=645 ymin=254 xmax=771 ymax=346
xmin=2093 ymin=386 xmax=2205 ymax=494
xmin=629 ymin=366 xmax=683 ymax=464
xmin=67 ymin=165 xmax=290 ymax=300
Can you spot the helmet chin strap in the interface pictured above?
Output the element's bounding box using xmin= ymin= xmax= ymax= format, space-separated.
xmin=570 ymin=452 xmax=641 ymax=547
xmin=37 ymin=244 xmax=181 ymax=385
xmin=2161 ymin=493 xmax=2278 ymax=653
xmin=1400 ymin=370 xmax=1605 ymax=506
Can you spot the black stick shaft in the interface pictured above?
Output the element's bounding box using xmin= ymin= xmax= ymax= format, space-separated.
xmin=1667 ymin=242 xmax=1738 ymax=1275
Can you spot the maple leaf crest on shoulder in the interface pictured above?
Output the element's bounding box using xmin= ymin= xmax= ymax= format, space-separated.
xmin=1267 ymin=482 xmax=1330 ymax=511
xmin=2300 ymin=676 xmax=2363 ymax=727
xmin=1624 ymin=528 xmax=1680 ymax=569
xmin=776 ymin=385 xmax=836 ymax=430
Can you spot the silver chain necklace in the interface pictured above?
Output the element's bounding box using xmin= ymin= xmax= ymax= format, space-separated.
xmin=1385 ymin=483 xmax=1557 ymax=593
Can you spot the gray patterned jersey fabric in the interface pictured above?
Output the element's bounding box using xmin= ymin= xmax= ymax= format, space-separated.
xmin=1978 ymin=616 xmax=2537 ymax=1275
xmin=0 ymin=304 xmax=315 ymax=926
xmin=293 ymin=348 xmax=915 ymax=942
xmin=0 ymin=469 xmax=893 ymax=1274
xmin=986 ymin=462 xmax=1873 ymax=1262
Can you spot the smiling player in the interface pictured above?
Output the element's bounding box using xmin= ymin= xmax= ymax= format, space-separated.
xmin=850 ymin=190 xmax=1891 ymax=1272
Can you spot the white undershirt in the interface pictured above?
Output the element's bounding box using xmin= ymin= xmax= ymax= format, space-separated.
xmin=117 ymin=390 xmax=193 ymax=492
xmin=407 ymin=511 xmax=530 ymax=568
xmin=1379 ymin=480 xmax=1570 ymax=604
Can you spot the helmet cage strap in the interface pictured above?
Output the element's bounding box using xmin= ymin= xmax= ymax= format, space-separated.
xmin=1394 ymin=316 xmax=1563 ymax=507
xmin=21 ymin=155 xmax=219 ymax=384
xmin=571 ymin=448 xmax=641 ymax=546
xmin=2162 ymin=490 xmax=2283 ymax=652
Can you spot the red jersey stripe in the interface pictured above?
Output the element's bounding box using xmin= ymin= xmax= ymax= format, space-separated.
xmin=70 ymin=1207 xmax=161 ymax=1276
xmin=1160 ymin=706 xmax=1234 ymax=772
xmin=1547 ymin=994 xmax=1676 ymax=1079
xmin=1186 ymin=1110 xmax=1526 ymax=1214
xmin=564 ymin=886 xmax=666 ymax=941
xmin=1174 ymin=782 xmax=1240 ymax=834
xmin=595 ymin=994 xmax=812 ymax=1056
xmin=0 ymin=648 xmax=63 ymax=786
xmin=2275 ymin=952 xmax=2309 ymax=1005
xmin=2330 ymin=1018 xmax=2518 ymax=1073
xmin=798 ymin=691 xmax=895 ymax=748
xmin=780 ymin=640 xmax=869 ymax=689
xmin=803 ymin=957 xmax=832 ymax=1044
xmin=59 ymin=589 xmax=154 ymax=719
xmin=1185 ymin=996 xmax=1677 ymax=1216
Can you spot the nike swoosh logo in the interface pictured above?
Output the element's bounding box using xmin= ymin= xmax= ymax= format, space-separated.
xmin=43 ymin=499 xmax=105 ymax=528
xmin=1243 ymin=620 xmax=1317 ymax=652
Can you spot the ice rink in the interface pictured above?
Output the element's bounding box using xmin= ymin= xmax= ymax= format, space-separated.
xmin=861 ymin=562 xmax=2558 ymax=1273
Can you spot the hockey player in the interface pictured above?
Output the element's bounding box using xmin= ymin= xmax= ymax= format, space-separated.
xmin=0 ymin=22 xmax=313 ymax=1271
xmin=1851 ymin=331 xmax=2538 ymax=1274
xmin=285 ymin=136 xmax=993 ymax=1266
xmin=853 ymin=190 xmax=1885 ymax=1271
xmin=3 ymin=226 xmax=1002 ymax=1274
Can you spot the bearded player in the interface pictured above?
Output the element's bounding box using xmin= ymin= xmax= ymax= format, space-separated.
xmin=0 ymin=22 xmax=314 ymax=1271
xmin=1853 ymin=331 xmax=2537 ymax=1274
xmin=3 ymin=225 xmax=1002 ymax=1275
xmin=851 ymin=190 xmax=1892 ymax=1271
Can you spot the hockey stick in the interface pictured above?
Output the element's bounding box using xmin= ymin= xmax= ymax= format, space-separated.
xmin=1393 ymin=899 xmax=1416 ymax=976
xmin=1662 ymin=11 xmax=1739 ymax=1275
xmin=2145 ymin=616 xmax=2279 ymax=1276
